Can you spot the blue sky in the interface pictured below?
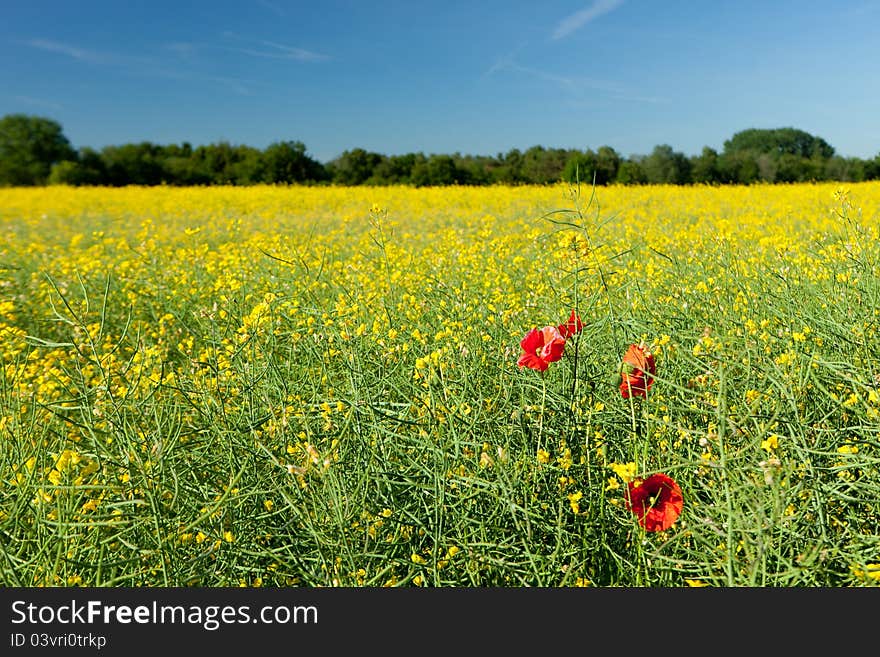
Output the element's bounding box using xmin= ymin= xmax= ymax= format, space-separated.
xmin=2 ymin=0 xmax=879 ymax=163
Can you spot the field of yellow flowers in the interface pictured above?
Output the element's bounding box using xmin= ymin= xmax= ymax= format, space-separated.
xmin=1 ymin=181 xmax=879 ymax=587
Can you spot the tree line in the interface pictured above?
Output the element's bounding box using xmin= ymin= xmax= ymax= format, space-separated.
xmin=2 ymin=113 xmax=880 ymax=188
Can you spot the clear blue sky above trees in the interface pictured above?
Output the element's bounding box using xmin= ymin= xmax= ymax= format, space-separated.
xmin=2 ymin=0 xmax=879 ymax=163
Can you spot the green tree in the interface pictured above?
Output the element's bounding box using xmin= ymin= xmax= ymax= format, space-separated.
xmin=723 ymin=127 xmax=834 ymax=159
xmin=225 ymin=145 xmax=264 ymax=184
xmin=865 ymin=154 xmax=880 ymax=181
xmin=595 ymin=146 xmax=621 ymax=185
xmin=717 ymin=151 xmax=760 ymax=184
xmin=47 ymin=161 xmax=79 ymax=185
xmin=562 ymin=149 xmax=597 ymax=184
xmin=100 ymin=142 xmax=166 ymax=186
xmin=327 ymin=148 xmax=382 ymax=185
xmin=564 ymin=147 xmax=620 ymax=185
xmin=490 ymin=149 xmax=526 ymax=184
xmin=261 ymin=140 xmax=326 ymax=183
xmin=369 ymin=153 xmax=418 ymax=184
xmin=411 ymin=154 xmax=466 ymax=186
xmin=0 ymin=114 xmax=76 ymax=186
xmin=615 ymin=158 xmax=647 ymax=184
xmin=690 ymin=147 xmax=721 ymax=184
xmin=520 ymin=146 xmax=570 ymax=184
xmin=162 ymin=142 xmax=211 ymax=185
xmin=48 ymin=147 xmax=107 ymax=185
xmin=824 ymin=156 xmax=866 ymax=182
xmin=186 ymin=142 xmax=263 ymax=185
xmin=643 ymin=144 xmax=691 ymax=184
xmin=452 ymin=154 xmax=492 ymax=185
xmin=772 ymin=153 xmax=803 ymax=182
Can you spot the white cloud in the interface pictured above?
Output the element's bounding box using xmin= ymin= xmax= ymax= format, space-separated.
xmin=258 ymin=40 xmax=329 ymax=62
xmin=23 ymin=38 xmax=102 ymax=63
xmin=485 ymin=58 xmax=668 ymax=105
xmin=552 ymin=0 xmax=624 ymax=40
xmin=22 ymin=38 xmax=153 ymax=67
xmin=13 ymin=95 xmax=63 ymax=111
xmin=258 ymin=0 xmax=286 ymax=17
xmin=221 ymin=33 xmax=330 ymax=62
xmin=164 ymin=42 xmax=198 ymax=58
xmin=21 ymin=37 xmax=256 ymax=96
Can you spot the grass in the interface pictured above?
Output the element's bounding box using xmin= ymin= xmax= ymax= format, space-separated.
xmin=0 ymin=181 xmax=879 ymax=587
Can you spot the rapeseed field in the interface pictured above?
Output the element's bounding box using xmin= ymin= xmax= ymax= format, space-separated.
xmin=1 ymin=182 xmax=878 ymax=586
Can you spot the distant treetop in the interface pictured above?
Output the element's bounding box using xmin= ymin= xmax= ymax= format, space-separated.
xmin=1 ymin=114 xmax=878 ymax=187
xmin=723 ymin=127 xmax=835 ymax=160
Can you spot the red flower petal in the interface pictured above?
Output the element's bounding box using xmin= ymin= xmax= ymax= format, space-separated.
xmin=517 ymin=325 xmax=569 ymax=371
xmin=542 ymin=340 xmax=566 ymax=362
xmin=520 ymin=328 xmax=543 ymax=353
xmin=539 ymin=326 xmax=566 ymax=362
xmin=517 ymin=352 xmax=548 ymax=371
xmin=620 ymin=371 xmax=652 ymax=399
xmin=623 ymin=343 xmax=656 ymax=376
xmin=518 ymin=327 xmax=559 ymax=371
xmin=619 ymin=343 xmax=656 ymax=398
xmin=626 ymin=473 xmax=683 ymax=532
xmin=558 ymin=310 xmax=584 ymax=338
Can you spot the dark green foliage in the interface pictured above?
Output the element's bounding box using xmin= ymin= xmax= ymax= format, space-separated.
xmin=3 ymin=113 xmax=880 ymax=187
xmin=823 ymin=156 xmax=866 ymax=182
xmin=100 ymin=142 xmax=167 ymax=186
xmin=642 ymin=144 xmax=692 ymax=184
xmin=724 ymin=127 xmax=835 ymax=159
xmin=161 ymin=142 xmax=212 ymax=185
xmin=410 ymin=154 xmax=471 ymax=186
xmin=368 ymin=153 xmax=421 ymax=184
xmin=490 ymin=148 xmax=526 ymax=184
xmin=719 ymin=127 xmax=838 ymax=183
xmin=48 ymin=148 xmax=107 ymax=185
xmin=327 ymin=148 xmax=383 ymax=185
xmin=615 ymin=159 xmax=647 ymax=184
xmin=563 ymin=146 xmax=622 ymax=185
xmin=520 ymin=146 xmax=575 ymax=184
xmin=261 ymin=140 xmax=327 ymax=184
xmin=188 ymin=142 xmax=264 ymax=185
xmin=563 ymin=150 xmax=597 ymax=184
xmin=0 ymin=114 xmax=76 ymax=185
xmin=866 ymin=155 xmax=880 ymax=180
xmin=690 ymin=147 xmax=721 ymax=184
xmin=451 ymin=154 xmax=493 ymax=185
xmin=594 ymin=146 xmax=622 ymax=185
xmin=717 ymin=151 xmax=760 ymax=184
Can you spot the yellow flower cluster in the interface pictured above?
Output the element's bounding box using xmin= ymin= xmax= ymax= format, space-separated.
xmin=1 ymin=181 xmax=879 ymax=586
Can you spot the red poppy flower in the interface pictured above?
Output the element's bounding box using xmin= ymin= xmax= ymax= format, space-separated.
xmin=626 ymin=472 xmax=683 ymax=532
xmin=619 ymin=343 xmax=656 ymax=399
xmin=517 ymin=325 xmax=566 ymax=372
xmin=558 ymin=309 xmax=584 ymax=339
xmin=620 ymin=371 xmax=650 ymax=399
xmin=623 ymin=343 xmax=656 ymax=375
